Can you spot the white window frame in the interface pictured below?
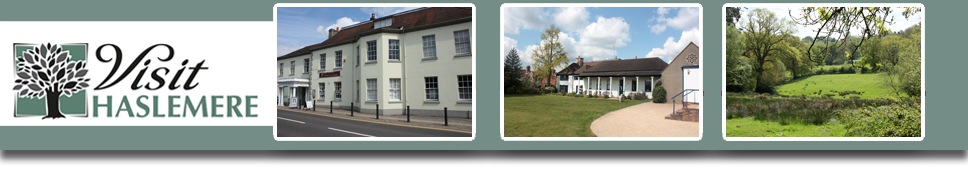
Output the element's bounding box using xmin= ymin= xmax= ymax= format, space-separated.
xmin=389 ymin=78 xmax=401 ymax=101
xmin=366 ymin=79 xmax=377 ymax=101
xmin=425 ymin=77 xmax=438 ymax=101
xmin=304 ymin=58 xmax=310 ymax=73
xmin=334 ymin=82 xmax=342 ymax=100
xmin=367 ymin=41 xmax=377 ymax=62
xmin=373 ymin=18 xmax=391 ymax=29
xmin=335 ymin=51 xmax=343 ymax=68
xmin=422 ymin=35 xmax=436 ymax=58
xmin=389 ymin=40 xmax=400 ymax=61
xmin=290 ymin=61 xmax=295 ymax=75
xmin=279 ymin=63 xmax=283 ymax=76
xmin=319 ymin=53 xmax=326 ymax=70
xmin=458 ymin=75 xmax=472 ymax=101
xmin=453 ymin=30 xmax=470 ymax=55
xmin=319 ymin=83 xmax=326 ymax=100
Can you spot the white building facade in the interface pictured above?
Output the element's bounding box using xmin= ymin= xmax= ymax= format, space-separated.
xmin=557 ymin=57 xmax=665 ymax=99
xmin=277 ymin=7 xmax=473 ymax=117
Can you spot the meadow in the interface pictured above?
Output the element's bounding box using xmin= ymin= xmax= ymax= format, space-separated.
xmin=777 ymin=73 xmax=896 ymax=99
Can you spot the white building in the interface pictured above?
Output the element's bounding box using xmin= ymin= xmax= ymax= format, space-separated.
xmin=557 ymin=56 xmax=665 ymax=99
xmin=277 ymin=7 xmax=473 ymax=117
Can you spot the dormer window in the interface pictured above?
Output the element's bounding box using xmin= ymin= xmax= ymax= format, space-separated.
xmin=374 ymin=18 xmax=392 ymax=29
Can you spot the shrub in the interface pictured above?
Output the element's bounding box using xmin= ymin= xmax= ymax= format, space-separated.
xmin=652 ymin=81 xmax=667 ymax=103
xmin=604 ymin=94 xmax=610 ymax=99
xmin=838 ymin=103 xmax=921 ymax=137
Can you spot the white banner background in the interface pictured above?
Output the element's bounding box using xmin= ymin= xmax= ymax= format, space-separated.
xmin=0 ymin=21 xmax=276 ymax=126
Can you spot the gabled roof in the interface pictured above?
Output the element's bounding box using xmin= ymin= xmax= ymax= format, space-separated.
xmin=556 ymin=63 xmax=582 ymax=75
xmin=577 ymin=57 xmax=668 ymax=77
xmin=278 ymin=7 xmax=473 ymax=59
xmin=661 ymin=42 xmax=700 ymax=73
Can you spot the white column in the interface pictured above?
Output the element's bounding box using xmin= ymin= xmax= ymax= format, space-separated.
xmin=636 ymin=76 xmax=639 ymax=93
xmin=597 ymin=77 xmax=600 ymax=94
xmin=609 ymin=77 xmax=612 ymax=96
xmin=623 ymin=77 xmax=626 ymax=96
xmin=651 ymin=76 xmax=655 ymax=92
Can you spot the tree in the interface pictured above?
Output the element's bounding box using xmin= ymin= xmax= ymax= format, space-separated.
xmin=13 ymin=43 xmax=91 ymax=119
xmin=504 ymin=48 xmax=523 ymax=93
xmin=860 ymin=36 xmax=882 ymax=72
xmin=530 ymin=25 xmax=569 ymax=87
xmin=741 ymin=8 xmax=796 ymax=93
xmin=882 ymin=23 xmax=921 ymax=98
xmin=725 ymin=25 xmax=753 ymax=92
xmin=726 ymin=7 xmax=743 ymax=27
xmin=791 ymin=7 xmax=921 ymax=69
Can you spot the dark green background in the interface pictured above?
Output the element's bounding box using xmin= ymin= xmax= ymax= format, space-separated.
xmin=0 ymin=0 xmax=953 ymax=150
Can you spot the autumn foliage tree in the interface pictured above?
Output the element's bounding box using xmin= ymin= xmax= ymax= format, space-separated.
xmin=530 ymin=25 xmax=569 ymax=88
xmin=13 ymin=43 xmax=91 ymax=119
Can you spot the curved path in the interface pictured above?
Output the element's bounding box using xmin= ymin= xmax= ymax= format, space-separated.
xmin=590 ymin=102 xmax=700 ymax=137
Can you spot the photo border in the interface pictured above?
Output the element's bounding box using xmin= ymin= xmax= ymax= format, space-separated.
xmin=272 ymin=3 xmax=477 ymax=142
xmin=500 ymin=3 xmax=704 ymax=141
xmin=721 ymin=3 xmax=925 ymax=141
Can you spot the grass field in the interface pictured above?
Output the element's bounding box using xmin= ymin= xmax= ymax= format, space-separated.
xmin=777 ymin=73 xmax=897 ymax=99
xmin=726 ymin=117 xmax=848 ymax=137
xmin=503 ymin=94 xmax=647 ymax=137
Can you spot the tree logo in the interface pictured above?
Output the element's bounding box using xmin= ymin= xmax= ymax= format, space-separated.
xmin=13 ymin=43 xmax=91 ymax=119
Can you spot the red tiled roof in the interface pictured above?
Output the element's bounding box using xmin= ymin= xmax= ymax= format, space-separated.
xmin=278 ymin=7 xmax=473 ymax=59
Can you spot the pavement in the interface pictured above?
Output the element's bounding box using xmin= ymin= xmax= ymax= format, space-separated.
xmin=590 ymin=102 xmax=700 ymax=137
xmin=276 ymin=107 xmax=472 ymax=137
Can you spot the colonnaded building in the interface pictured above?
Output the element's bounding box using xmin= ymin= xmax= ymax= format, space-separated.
xmin=277 ymin=7 xmax=473 ymax=117
xmin=555 ymin=42 xmax=701 ymax=104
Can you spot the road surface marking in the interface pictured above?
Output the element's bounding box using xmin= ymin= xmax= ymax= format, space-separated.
xmin=278 ymin=108 xmax=472 ymax=134
xmin=277 ymin=117 xmax=305 ymax=124
xmin=328 ymin=127 xmax=376 ymax=137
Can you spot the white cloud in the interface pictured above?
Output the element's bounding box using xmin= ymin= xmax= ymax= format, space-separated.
xmin=504 ymin=7 xmax=550 ymax=34
xmin=553 ymin=7 xmax=590 ymax=33
xmin=503 ymin=36 xmax=519 ymax=58
xmin=322 ymin=17 xmax=360 ymax=35
xmin=657 ymin=7 xmax=671 ymax=16
xmin=646 ymin=27 xmax=702 ymax=61
xmin=650 ymin=7 xmax=700 ymax=34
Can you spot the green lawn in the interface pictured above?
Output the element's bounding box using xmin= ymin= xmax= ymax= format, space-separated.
xmin=777 ymin=73 xmax=897 ymax=99
xmin=504 ymin=94 xmax=647 ymax=137
xmin=726 ymin=117 xmax=848 ymax=137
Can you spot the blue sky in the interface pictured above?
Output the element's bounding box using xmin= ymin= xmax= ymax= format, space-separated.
xmin=277 ymin=7 xmax=419 ymax=57
xmin=503 ymin=7 xmax=702 ymax=67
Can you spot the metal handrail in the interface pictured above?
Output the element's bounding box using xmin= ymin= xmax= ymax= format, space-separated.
xmin=671 ymin=89 xmax=700 ymax=114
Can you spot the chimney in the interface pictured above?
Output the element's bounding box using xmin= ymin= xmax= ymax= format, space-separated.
xmin=328 ymin=28 xmax=338 ymax=38
xmin=370 ymin=13 xmax=376 ymax=20
xmin=635 ymin=56 xmax=638 ymax=59
xmin=577 ymin=56 xmax=584 ymax=66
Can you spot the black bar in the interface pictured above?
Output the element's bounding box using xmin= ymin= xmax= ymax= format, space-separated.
xmin=351 ymin=103 xmax=354 ymax=116
xmin=376 ymin=104 xmax=379 ymax=119
xmin=444 ymin=107 xmax=448 ymax=126
xmin=313 ymin=101 xmax=315 ymax=111
xmin=407 ymin=106 xmax=410 ymax=122
xmin=330 ymin=101 xmax=333 ymax=113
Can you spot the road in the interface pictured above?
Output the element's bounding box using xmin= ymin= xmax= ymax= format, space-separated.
xmin=276 ymin=109 xmax=472 ymax=137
